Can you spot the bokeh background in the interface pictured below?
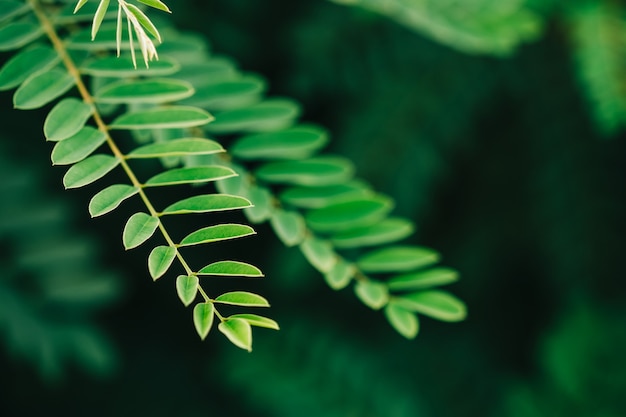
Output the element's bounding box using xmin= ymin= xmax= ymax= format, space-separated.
xmin=2 ymin=0 xmax=626 ymax=416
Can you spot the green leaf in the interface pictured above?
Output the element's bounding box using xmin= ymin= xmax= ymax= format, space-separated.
xmin=122 ymin=212 xmax=159 ymax=250
xmin=299 ymin=236 xmax=337 ymax=273
xmin=137 ymin=0 xmax=171 ymax=13
xmin=384 ymin=302 xmax=419 ymax=339
xmin=218 ymin=318 xmax=252 ymax=351
xmin=231 ymin=125 xmax=328 ymax=160
xmin=95 ymin=78 xmax=194 ymax=103
xmin=306 ymin=194 xmax=394 ymax=233
xmin=0 ymin=22 xmax=42 ymax=51
xmin=354 ymin=280 xmax=389 ymax=310
xmin=394 ymin=290 xmax=467 ymax=322
xmin=229 ymin=314 xmax=279 ymax=330
xmin=109 ymin=106 xmax=213 ymax=130
xmin=324 ymin=259 xmax=355 ymax=290
xmin=66 ymin=24 xmax=119 ymax=50
xmin=73 ymin=0 xmax=88 ymax=13
xmin=148 ymin=245 xmax=177 ymax=280
xmin=193 ymin=302 xmax=215 ymax=340
xmin=0 ymin=1 xmax=30 ymax=24
xmin=89 ymin=184 xmax=139 ymax=217
xmin=270 ymin=210 xmax=306 ymax=247
xmin=331 ymin=217 xmax=414 ymax=249
xmin=243 ymin=186 xmax=274 ymax=224
xmin=144 ymin=166 xmax=236 ymax=187
xmin=176 ymin=275 xmax=198 ymax=307
xmin=179 ymin=224 xmax=256 ymax=246
xmin=357 ymin=245 xmax=440 ymax=273
xmin=279 ymin=181 xmax=371 ymax=209
xmin=198 ymin=261 xmax=263 ymax=277
xmin=161 ymin=194 xmax=252 ymax=215
xmin=63 ymin=154 xmax=119 ymax=189
xmin=256 ymin=156 xmax=354 ymax=186
xmin=81 ymin=56 xmax=179 ymax=77
xmin=125 ymin=3 xmax=161 ymax=42
xmin=127 ymin=138 xmax=224 ymax=159
xmin=0 ymin=45 xmax=59 ymax=91
xmin=388 ymin=268 xmax=459 ymax=291
xmin=13 ymin=68 xmax=75 ymax=109
xmin=91 ymin=0 xmax=110 ymax=40
xmin=51 ymin=127 xmax=106 ymax=165
xmin=214 ymin=291 xmax=269 ymax=307
xmin=205 ymin=99 xmax=300 ymax=134
xmin=44 ymin=98 xmax=93 ymax=142
xmin=182 ymin=76 xmax=265 ymax=110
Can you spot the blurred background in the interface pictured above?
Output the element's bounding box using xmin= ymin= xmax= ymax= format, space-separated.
xmin=1 ymin=0 xmax=626 ymax=416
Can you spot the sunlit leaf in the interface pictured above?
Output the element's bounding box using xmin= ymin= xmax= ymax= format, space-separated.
xmin=357 ymin=245 xmax=440 ymax=273
xmin=355 ymin=280 xmax=389 ymax=310
xmin=214 ymin=291 xmax=269 ymax=307
xmin=179 ymin=224 xmax=255 ymax=246
xmin=198 ymin=261 xmax=263 ymax=277
xmin=161 ymin=194 xmax=252 ymax=215
xmin=44 ymin=98 xmax=93 ymax=142
xmin=306 ymin=194 xmax=394 ymax=233
xmin=270 ymin=209 xmax=306 ymax=247
xmin=137 ymin=0 xmax=171 ymax=13
xmin=91 ymin=0 xmax=110 ymax=40
xmin=324 ymin=259 xmax=355 ymax=290
xmin=13 ymin=68 xmax=74 ymax=109
xmin=89 ymin=184 xmax=139 ymax=217
xmin=0 ymin=22 xmax=42 ymax=51
xmin=95 ymin=78 xmax=194 ymax=103
xmin=73 ymin=0 xmax=88 ymax=13
xmin=388 ymin=268 xmax=459 ymax=291
xmin=144 ymin=166 xmax=236 ymax=187
xmin=229 ymin=314 xmax=279 ymax=330
xmin=109 ymin=106 xmax=213 ymax=129
xmin=243 ymin=186 xmax=273 ymax=224
xmin=394 ymin=290 xmax=467 ymax=322
xmin=51 ymin=126 xmax=106 ymax=165
xmin=218 ymin=318 xmax=252 ymax=351
xmin=125 ymin=3 xmax=161 ymax=42
xmin=256 ymin=156 xmax=354 ymax=186
xmin=384 ymin=302 xmax=419 ymax=339
xmin=63 ymin=154 xmax=119 ymax=189
xmin=299 ymin=236 xmax=337 ymax=273
xmin=122 ymin=212 xmax=159 ymax=250
xmin=193 ymin=302 xmax=214 ymax=340
xmin=0 ymin=45 xmax=59 ymax=91
xmin=148 ymin=245 xmax=177 ymax=280
xmin=231 ymin=125 xmax=328 ymax=160
xmin=331 ymin=217 xmax=414 ymax=248
xmin=127 ymin=138 xmax=224 ymax=159
xmin=176 ymin=275 xmax=198 ymax=307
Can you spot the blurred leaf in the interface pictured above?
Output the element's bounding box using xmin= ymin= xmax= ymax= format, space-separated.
xmin=354 ymin=280 xmax=389 ymax=310
xmin=13 ymin=68 xmax=74 ymax=109
xmin=384 ymin=302 xmax=419 ymax=339
xmin=395 ymin=290 xmax=467 ymax=322
xmin=357 ymin=245 xmax=440 ymax=273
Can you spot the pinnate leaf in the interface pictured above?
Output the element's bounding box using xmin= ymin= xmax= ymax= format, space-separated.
xmin=206 ymin=99 xmax=300 ymax=134
xmin=148 ymin=245 xmax=177 ymax=280
xmin=384 ymin=302 xmax=419 ymax=339
xmin=81 ymin=56 xmax=179 ymax=77
xmin=388 ymin=267 xmax=459 ymax=291
xmin=395 ymin=290 xmax=467 ymax=322
xmin=229 ymin=314 xmax=279 ymax=330
xmin=214 ymin=291 xmax=269 ymax=307
xmin=256 ymin=156 xmax=354 ymax=186
xmin=127 ymin=138 xmax=223 ymax=159
xmin=44 ymin=98 xmax=93 ymax=142
xmin=279 ymin=181 xmax=370 ymax=209
xmin=137 ymin=0 xmax=171 ymax=13
xmin=270 ymin=209 xmax=306 ymax=247
xmin=63 ymin=154 xmax=119 ymax=189
xmin=95 ymin=78 xmax=193 ymax=103
xmin=198 ymin=261 xmax=263 ymax=277
xmin=355 ymin=280 xmax=389 ymax=310
xmin=0 ymin=45 xmax=59 ymax=91
xmin=218 ymin=318 xmax=252 ymax=351
xmin=331 ymin=217 xmax=414 ymax=248
xmin=300 ymin=236 xmax=337 ymax=273
xmin=357 ymin=245 xmax=440 ymax=273
xmin=13 ymin=68 xmax=74 ymax=109
xmin=51 ymin=126 xmax=106 ymax=165
xmin=162 ymin=194 xmax=252 ymax=215
xmin=91 ymin=0 xmax=110 ymax=40
xmin=324 ymin=259 xmax=355 ymax=290
xmin=306 ymin=194 xmax=394 ymax=233
xmin=89 ymin=184 xmax=138 ymax=217
xmin=179 ymin=224 xmax=255 ymax=246
xmin=0 ymin=22 xmax=42 ymax=51
xmin=231 ymin=125 xmax=328 ymax=160
xmin=176 ymin=275 xmax=199 ymax=307
xmin=144 ymin=166 xmax=236 ymax=187
xmin=193 ymin=302 xmax=214 ymax=340
xmin=109 ymin=106 xmax=213 ymax=130
xmin=123 ymin=212 xmax=159 ymax=250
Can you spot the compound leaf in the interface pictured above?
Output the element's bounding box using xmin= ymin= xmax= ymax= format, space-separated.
xmin=176 ymin=275 xmax=199 ymax=307
xmin=193 ymin=302 xmax=215 ymax=340
xmin=51 ymin=126 xmax=106 ymax=165
xmin=231 ymin=125 xmax=328 ymax=160
xmin=395 ymin=290 xmax=467 ymax=322
xmin=357 ymin=245 xmax=440 ymax=273
xmin=63 ymin=154 xmax=119 ymax=189
xmin=179 ymin=224 xmax=256 ymax=246
xmin=305 ymin=194 xmax=394 ymax=233
xmin=148 ymin=245 xmax=177 ymax=280
xmin=256 ymin=156 xmax=354 ymax=186
xmin=229 ymin=314 xmax=279 ymax=330
xmin=13 ymin=68 xmax=74 ymax=109
xmin=198 ymin=261 xmax=263 ymax=277
xmin=218 ymin=318 xmax=252 ymax=351
xmin=384 ymin=302 xmax=419 ymax=339
xmin=162 ymin=194 xmax=252 ymax=215
xmin=89 ymin=184 xmax=139 ymax=217
xmin=331 ymin=217 xmax=414 ymax=249
xmin=95 ymin=78 xmax=194 ymax=103
xmin=44 ymin=98 xmax=93 ymax=142
xmin=355 ymin=280 xmax=389 ymax=310
xmin=214 ymin=291 xmax=269 ymax=307
xmin=123 ymin=212 xmax=159 ymax=250
xmin=270 ymin=209 xmax=306 ymax=247
xmin=388 ymin=267 xmax=459 ymax=291
xmin=109 ymin=106 xmax=213 ymax=129
xmin=0 ymin=45 xmax=59 ymax=91
xmin=127 ymin=138 xmax=224 ymax=159
xmin=144 ymin=166 xmax=236 ymax=187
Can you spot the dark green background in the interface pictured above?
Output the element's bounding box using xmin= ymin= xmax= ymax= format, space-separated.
xmin=1 ymin=1 xmax=625 ymax=416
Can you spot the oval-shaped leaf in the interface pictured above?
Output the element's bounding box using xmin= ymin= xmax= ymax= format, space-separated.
xmin=388 ymin=267 xmax=459 ymax=291
xmin=324 ymin=259 xmax=355 ymax=290
xmin=51 ymin=126 xmax=106 ymax=165
xmin=176 ymin=275 xmax=198 ymax=307
xmin=193 ymin=302 xmax=215 ymax=340
xmin=331 ymin=217 xmax=415 ymax=249
xmin=355 ymin=280 xmax=389 ymax=310
xmin=81 ymin=56 xmax=179 ymax=77
xmin=63 ymin=154 xmax=119 ymax=189
xmin=95 ymin=78 xmax=194 ymax=103
xmin=123 ymin=212 xmax=159 ymax=250
xmin=181 ymin=76 xmax=265 ymax=110
xmin=13 ymin=68 xmax=75 ymax=109
xmin=198 ymin=261 xmax=263 ymax=277
xmin=218 ymin=318 xmax=252 ymax=351
xmin=66 ymin=24 xmax=118 ymax=50
xmin=89 ymin=184 xmax=139 ymax=217
xmin=0 ymin=1 xmax=30 ymax=24
xmin=148 ymin=245 xmax=177 ymax=280
xmin=127 ymin=138 xmax=224 ymax=159
xmin=306 ymin=194 xmax=394 ymax=233
xmin=357 ymin=246 xmax=440 ymax=273
xmin=232 ymin=125 xmax=328 ymax=160
xmin=214 ymin=291 xmax=269 ymax=307
xmin=270 ymin=210 xmax=306 ymax=247
xmin=179 ymin=224 xmax=256 ymax=246
xmin=384 ymin=302 xmax=419 ymax=339
xmin=0 ymin=45 xmax=59 ymax=91
xmin=0 ymin=22 xmax=42 ymax=51
xmin=109 ymin=106 xmax=213 ymax=130
xmin=229 ymin=314 xmax=279 ymax=330
xmin=243 ymin=186 xmax=273 ymax=224
xmin=161 ymin=194 xmax=252 ymax=215
xmin=205 ymin=99 xmax=300 ymax=134
xmin=144 ymin=166 xmax=236 ymax=187
xmin=279 ymin=181 xmax=371 ymax=209
xmin=299 ymin=236 xmax=337 ymax=273
xmin=44 ymin=98 xmax=93 ymax=142
xmin=394 ymin=290 xmax=467 ymax=322
xmin=256 ymin=156 xmax=354 ymax=186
